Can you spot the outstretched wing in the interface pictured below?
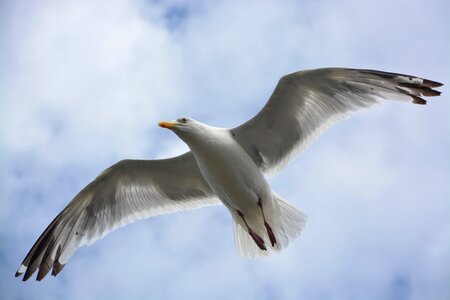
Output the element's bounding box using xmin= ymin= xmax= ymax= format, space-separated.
xmin=231 ymin=68 xmax=443 ymax=174
xmin=16 ymin=152 xmax=220 ymax=281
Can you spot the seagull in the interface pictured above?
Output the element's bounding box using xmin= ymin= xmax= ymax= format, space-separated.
xmin=15 ymin=68 xmax=442 ymax=281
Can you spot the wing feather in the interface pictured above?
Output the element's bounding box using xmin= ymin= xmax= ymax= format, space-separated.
xmin=16 ymin=152 xmax=220 ymax=281
xmin=231 ymin=68 xmax=443 ymax=174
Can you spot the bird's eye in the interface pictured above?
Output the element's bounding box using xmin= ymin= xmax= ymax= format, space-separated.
xmin=180 ymin=118 xmax=188 ymax=123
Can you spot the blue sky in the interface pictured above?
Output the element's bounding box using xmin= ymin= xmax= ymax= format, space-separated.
xmin=1 ymin=0 xmax=449 ymax=299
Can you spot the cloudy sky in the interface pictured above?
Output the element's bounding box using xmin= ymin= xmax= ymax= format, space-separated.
xmin=1 ymin=0 xmax=449 ymax=299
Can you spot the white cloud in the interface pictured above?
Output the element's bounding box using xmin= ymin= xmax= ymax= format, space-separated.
xmin=1 ymin=0 xmax=449 ymax=299
xmin=2 ymin=0 xmax=185 ymax=166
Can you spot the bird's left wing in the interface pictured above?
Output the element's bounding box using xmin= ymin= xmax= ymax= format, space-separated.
xmin=231 ymin=68 xmax=443 ymax=174
xmin=16 ymin=152 xmax=220 ymax=281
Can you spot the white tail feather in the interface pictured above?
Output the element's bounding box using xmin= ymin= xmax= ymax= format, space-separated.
xmin=234 ymin=193 xmax=307 ymax=258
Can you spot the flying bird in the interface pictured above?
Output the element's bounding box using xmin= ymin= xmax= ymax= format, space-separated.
xmin=16 ymin=68 xmax=442 ymax=281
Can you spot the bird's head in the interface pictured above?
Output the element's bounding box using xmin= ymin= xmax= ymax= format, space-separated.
xmin=158 ymin=117 xmax=206 ymax=142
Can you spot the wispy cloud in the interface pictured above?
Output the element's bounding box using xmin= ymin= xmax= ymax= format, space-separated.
xmin=1 ymin=0 xmax=449 ymax=299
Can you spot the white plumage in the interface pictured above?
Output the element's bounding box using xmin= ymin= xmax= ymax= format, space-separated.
xmin=15 ymin=68 xmax=442 ymax=281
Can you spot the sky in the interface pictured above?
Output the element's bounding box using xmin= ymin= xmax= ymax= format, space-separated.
xmin=1 ymin=0 xmax=449 ymax=299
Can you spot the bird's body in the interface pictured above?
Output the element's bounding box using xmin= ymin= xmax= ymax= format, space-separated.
xmin=181 ymin=125 xmax=268 ymax=212
xmin=15 ymin=68 xmax=443 ymax=281
xmin=173 ymin=122 xmax=302 ymax=254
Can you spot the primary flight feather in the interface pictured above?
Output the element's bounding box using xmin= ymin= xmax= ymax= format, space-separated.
xmin=16 ymin=68 xmax=443 ymax=281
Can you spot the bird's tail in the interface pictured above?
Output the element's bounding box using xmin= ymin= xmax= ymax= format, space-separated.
xmin=233 ymin=192 xmax=307 ymax=258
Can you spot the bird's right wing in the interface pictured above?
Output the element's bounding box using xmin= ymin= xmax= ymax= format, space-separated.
xmin=16 ymin=152 xmax=220 ymax=281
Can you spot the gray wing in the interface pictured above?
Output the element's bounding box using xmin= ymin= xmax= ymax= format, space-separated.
xmin=231 ymin=68 xmax=443 ymax=174
xmin=16 ymin=152 xmax=220 ymax=281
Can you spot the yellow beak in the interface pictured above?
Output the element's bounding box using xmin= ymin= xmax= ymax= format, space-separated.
xmin=158 ymin=121 xmax=177 ymax=129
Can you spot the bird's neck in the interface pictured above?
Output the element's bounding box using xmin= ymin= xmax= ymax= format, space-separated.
xmin=183 ymin=127 xmax=232 ymax=155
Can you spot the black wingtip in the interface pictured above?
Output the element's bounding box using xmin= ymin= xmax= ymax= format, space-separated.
xmin=423 ymin=89 xmax=441 ymax=97
xmin=15 ymin=271 xmax=22 ymax=278
xmin=361 ymin=69 xmax=444 ymax=88
xmin=411 ymin=95 xmax=427 ymax=105
xmin=423 ymin=79 xmax=443 ymax=88
xmin=51 ymin=261 xmax=65 ymax=277
xmin=22 ymin=274 xmax=31 ymax=282
xmin=398 ymin=82 xmax=442 ymax=97
xmin=22 ymin=267 xmax=35 ymax=281
xmin=36 ymin=268 xmax=48 ymax=281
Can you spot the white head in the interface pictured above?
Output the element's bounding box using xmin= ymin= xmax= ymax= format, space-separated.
xmin=158 ymin=117 xmax=208 ymax=143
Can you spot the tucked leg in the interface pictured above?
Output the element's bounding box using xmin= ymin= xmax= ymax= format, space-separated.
xmin=258 ymin=197 xmax=277 ymax=247
xmin=237 ymin=210 xmax=267 ymax=251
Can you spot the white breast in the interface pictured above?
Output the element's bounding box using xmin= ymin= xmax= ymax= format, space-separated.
xmin=187 ymin=128 xmax=270 ymax=212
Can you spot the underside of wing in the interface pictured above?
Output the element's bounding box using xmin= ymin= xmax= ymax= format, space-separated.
xmin=16 ymin=152 xmax=220 ymax=281
xmin=231 ymin=68 xmax=443 ymax=174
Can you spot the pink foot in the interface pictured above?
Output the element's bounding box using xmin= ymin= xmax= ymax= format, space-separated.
xmin=264 ymin=221 xmax=277 ymax=247
xmin=249 ymin=229 xmax=267 ymax=251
